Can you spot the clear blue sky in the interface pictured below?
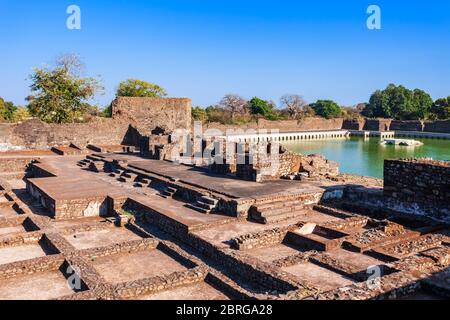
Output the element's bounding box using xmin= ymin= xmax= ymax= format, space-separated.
xmin=1 ymin=0 xmax=449 ymax=108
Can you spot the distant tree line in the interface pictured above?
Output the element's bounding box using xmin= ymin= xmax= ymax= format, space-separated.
xmin=193 ymin=85 xmax=450 ymax=124
xmin=361 ymin=84 xmax=449 ymax=121
xmin=1 ymin=54 xmax=449 ymax=124
xmin=192 ymin=95 xmax=359 ymax=124
xmin=0 ymin=97 xmax=29 ymax=122
xmin=2 ymin=54 xmax=169 ymax=124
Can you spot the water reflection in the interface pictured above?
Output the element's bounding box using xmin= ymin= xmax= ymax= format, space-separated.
xmin=284 ymin=137 xmax=450 ymax=178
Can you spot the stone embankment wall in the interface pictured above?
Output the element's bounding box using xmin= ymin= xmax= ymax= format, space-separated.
xmin=203 ymin=117 xmax=344 ymax=133
xmin=0 ymin=118 xmax=131 ymax=151
xmin=343 ymin=118 xmax=450 ymax=133
xmin=384 ymin=159 xmax=450 ymax=208
xmin=0 ymin=97 xmax=192 ymax=151
xmin=208 ymin=117 xmax=450 ymax=134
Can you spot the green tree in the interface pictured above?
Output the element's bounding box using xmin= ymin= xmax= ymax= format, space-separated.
xmin=12 ymin=107 xmax=30 ymax=122
xmin=363 ymin=84 xmax=433 ymax=120
xmin=27 ymin=54 xmax=103 ymax=123
xmin=116 ymin=79 xmax=167 ymax=98
xmin=192 ymin=106 xmax=208 ymax=122
xmin=310 ymin=100 xmax=342 ymax=119
xmin=431 ymin=97 xmax=450 ymax=120
xmin=101 ymin=104 xmax=112 ymax=118
xmin=0 ymin=97 xmax=18 ymax=121
xmin=249 ymin=97 xmax=275 ymax=117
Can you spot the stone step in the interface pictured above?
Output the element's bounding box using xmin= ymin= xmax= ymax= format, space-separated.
xmin=88 ymin=163 xmax=103 ymax=173
xmin=186 ymin=203 xmax=210 ymax=214
xmin=139 ymin=178 xmax=151 ymax=184
xmin=259 ymin=204 xmax=306 ymax=217
xmin=167 ymin=187 xmax=177 ymax=193
xmin=120 ymin=172 xmax=132 ymax=179
xmin=256 ymin=199 xmax=307 ymax=211
xmin=196 ymin=201 xmax=215 ymax=210
xmin=313 ymin=205 xmax=355 ymax=219
xmin=200 ymin=196 xmax=218 ymax=205
xmin=161 ymin=190 xmax=174 ymax=197
xmin=251 ymin=210 xmax=306 ymax=224
xmin=87 ymin=155 xmax=104 ymax=162
xmin=77 ymin=159 xmax=90 ymax=165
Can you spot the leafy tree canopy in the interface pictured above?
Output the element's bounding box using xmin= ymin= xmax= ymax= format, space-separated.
xmin=362 ymin=84 xmax=433 ymax=120
xmin=310 ymin=100 xmax=342 ymax=119
xmin=249 ymin=97 xmax=275 ymax=117
xmin=192 ymin=106 xmax=208 ymax=122
xmin=430 ymin=97 xmax=450 ymax=120
xmin=116 ymin=79 xmax=167 ymax=98
xmin=27 ymin=54 xmax=103 ymax=123
xmin=0 ymin=97 xmax=18 ymax=121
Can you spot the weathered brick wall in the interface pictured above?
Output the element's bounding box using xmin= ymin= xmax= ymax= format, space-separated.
xmin=342 ymin=119 xmax=364 ymax=130
xmin=344 ymin=118 xmax=449 ymax=133
xmin=0 ymin=117 xmax=132 ymax=150
xmin=0 ymin=157 xmax=35 ymax=173
xmin=233 ymin=148 xmax=339 ymax=182
xmin=112 ymin=97 xmax=191 ymax=134
xmin=363 ymin=119 xmax=392 ymax=131
xmin=423 ymin=119 xmax=450 ymax=133
xmin=0 ymin=97 xmax=192 ymax=151
xmin=390 ymin=120 xmax=424 ymax=132
xmin=203 ymin=117 xmax=344 ymax=133
xmin=384 ymin=159 xmax=450 ymax=207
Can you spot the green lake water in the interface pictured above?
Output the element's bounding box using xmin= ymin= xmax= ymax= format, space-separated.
xmin=284 ymin=137 xmax=450 ymax=178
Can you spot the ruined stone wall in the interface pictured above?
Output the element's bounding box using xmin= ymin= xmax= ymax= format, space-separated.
xmin=343 ymin=118 xmax=450 ymax=133
xmin=0 ymin=157 xmax=35 ymax=173
xmin=363 ymin=119 xmax=392 ymax=131
xmin=112 ymin=97 xmax=192 ymax=134
xmin=0 ymin=118 xmax=132 ymax=150
xmin=390 ymin=120 xmax=424 ymax=132
xmin=203 ymin=117 xmax=344 ymax=133
xmin=233 ymin=149 xmax=339 ymax=182
xmin=342 ymin=119 xmax=365 ymax=130
xmin=384 ymin=159 xmax=450 ymax=208
xmin=0 ymin=97 xmax=192 ymax=151
xmin=423 ymin=119 xmax=450 ymax=133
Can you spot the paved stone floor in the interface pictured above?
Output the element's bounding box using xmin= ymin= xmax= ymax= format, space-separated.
xmin=0 ymin=270 xmax=75 ymax=300
xmin=64 ymin=228 xmax=142 ymax=250
xmin=127 ymin=158 xmax=325 ymax=199
xmin=0 ymin=244 xmax=47 ymax=265
xmin=0 ymin=151 xmax=448 ymax=300
xmin=92 ymin=249 xmax=189 ymax=284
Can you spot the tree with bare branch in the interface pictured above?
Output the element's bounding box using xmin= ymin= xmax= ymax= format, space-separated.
xmin=280 ymin=94 xmax=307 ymax=119
xmin=219 ymin=94 xmax=248 ymax=120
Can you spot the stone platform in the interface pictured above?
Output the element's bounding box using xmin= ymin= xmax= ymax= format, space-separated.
xmin=0 ymin=151 xmax=448 ymax=301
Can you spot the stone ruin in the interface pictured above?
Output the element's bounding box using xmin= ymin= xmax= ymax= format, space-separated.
xmin=0 ymin=98 xmax=448 ymax=301
xmin=209 ymin=141 xmax=340 ymax=182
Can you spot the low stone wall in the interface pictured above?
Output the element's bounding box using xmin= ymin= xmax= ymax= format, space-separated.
xmin=424 ymin=119 xmax=450 ymax=133
xmin=0 ymin=118 xmax=132 ymax=151
xmin=363 ymin=119 xmax=392 ymax=131
xmin=390 ymin=120 xmax=424 ymax=132
xmin=0 ymin=97 xmax=192 ymax=151
xmin=0 ymin=254 xmax=65 ymax=280
xmin=229 ymin=223 xmax=304 ymax=250
xmin=343 ymin=118 xmax=450 ymax=133
xmin=342 ymin=119 xmax=364 ymax=130
xmin=0 ymin=157 xmax=35 ymax=173
xmin=384 ymin=159 xmax=449 ymax=208
xmin=203 ymin=117 xmax=344 ymax=133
